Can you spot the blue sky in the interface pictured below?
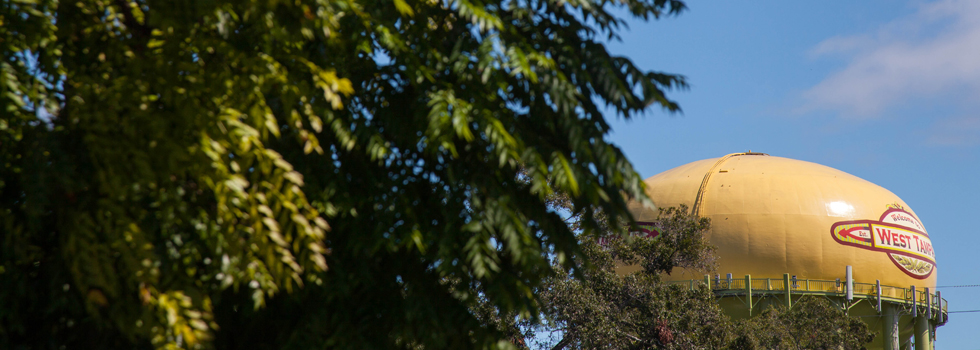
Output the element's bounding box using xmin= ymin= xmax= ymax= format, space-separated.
xmin=604 ymin=1 xmax=979 ymax=347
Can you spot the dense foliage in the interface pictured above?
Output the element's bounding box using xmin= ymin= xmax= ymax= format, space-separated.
xmin=733 ymin=298 xmax=876 ymax=350
xmin=2 ymin=0 xmax=688 ymax=348
xmin=538 ymin=207 xmax=728 ymax=349
xmin=532 ymin=207 xmax=875 ymax=350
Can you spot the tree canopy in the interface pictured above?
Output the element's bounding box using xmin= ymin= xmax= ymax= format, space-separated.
xmin=2 ymin=0 xmax=688 ymax=348
xmin=531 ymin=207 xmax=875 ymax=350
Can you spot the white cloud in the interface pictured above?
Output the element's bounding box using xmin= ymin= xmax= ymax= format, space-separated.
xmin=801 ymin=0 xmax=980 ymax=118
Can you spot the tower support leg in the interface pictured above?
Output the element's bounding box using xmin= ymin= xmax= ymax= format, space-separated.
xmin=783 ymin=273 xmax=791 ymax=309
xmin=882 ymin=304 xmax=900 ymax=350
xmin=745 ymin=274 xmax=752 ymax=316
xmin=914 ymin=313 xmax=932 ymax=350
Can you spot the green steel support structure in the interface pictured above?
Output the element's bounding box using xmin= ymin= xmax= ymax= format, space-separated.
xmin=882 ymin=303 xmax=900 ymax=350
xmin=667 ymin=275 xmax=947 ymax=349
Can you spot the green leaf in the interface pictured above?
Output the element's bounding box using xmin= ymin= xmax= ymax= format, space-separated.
xmin=393 ymin=0 xmax=415 ymax=16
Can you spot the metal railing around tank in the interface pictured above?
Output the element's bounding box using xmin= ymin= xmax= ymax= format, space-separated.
xmin=664 ymin=273 xmax=948 ymax=324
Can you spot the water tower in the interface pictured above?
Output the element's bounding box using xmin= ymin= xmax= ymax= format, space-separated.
xmin=629 ymin=153 xmax=947 ymax=350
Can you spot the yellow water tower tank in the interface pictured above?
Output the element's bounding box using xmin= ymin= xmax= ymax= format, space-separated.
xmin=630 ymin=153 xmax=946 ymax=350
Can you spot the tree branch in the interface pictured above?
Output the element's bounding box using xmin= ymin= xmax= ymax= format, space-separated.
xmin=551 ymin=336 xmax=572 ymax=350
xmin=616 ymin=329 xmax=642 ymax=342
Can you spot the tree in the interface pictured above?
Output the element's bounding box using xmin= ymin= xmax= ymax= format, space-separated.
xmin=537 ymin=206 xmax=730 ymax=350
xmin=1 ymin=0 xmax=688 ymax=348
xmin=734 ymin=298 xmax=875 ymax=350
xmin=528 ymin=207 xmax=875 ymax=350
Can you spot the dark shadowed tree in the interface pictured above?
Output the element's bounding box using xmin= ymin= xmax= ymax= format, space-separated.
xmin=734 ymin=297 xmax=876 ymax=350
xmin=524 ymin=206 xmax=874 ymax=350
xmin=2 ymin=0 xmax=689 ymax=349
xmin=533 ymin=206 xmax=731 ymax=350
